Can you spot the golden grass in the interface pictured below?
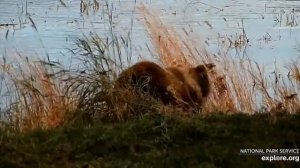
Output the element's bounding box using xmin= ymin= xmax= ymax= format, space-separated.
xmin=138 ymin=4 xmax=300 ymax=114
xmin=4 ymin=56 xmax=75 ymax=131
xmin=138 ymin=5 xmax=190 ymax=66
xmin=1 ymin=4 xmax=299 ymax=131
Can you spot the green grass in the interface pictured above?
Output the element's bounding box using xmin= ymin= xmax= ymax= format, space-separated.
xmin=0 ymin=113 xmax=299 ymax=168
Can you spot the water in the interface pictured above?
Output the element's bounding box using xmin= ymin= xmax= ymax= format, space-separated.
xmin=0 ymin=0 xmax=300 ymax=115
xmin=1 ymin=0 xmax=300 ymax=67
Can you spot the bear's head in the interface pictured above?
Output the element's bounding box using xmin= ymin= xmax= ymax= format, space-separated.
xmin=189 ymin=63 xmax=215 ymax=98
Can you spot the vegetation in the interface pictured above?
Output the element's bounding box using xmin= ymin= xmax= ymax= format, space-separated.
xmin=0 ymin=113 xmax=299 ymax=167
xmin=0 ymin=3 xmax=299 ymax=168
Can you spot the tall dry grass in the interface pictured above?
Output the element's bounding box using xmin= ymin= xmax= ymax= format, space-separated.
xmin=1 ymin=3 xmax=299 ymax=131
xmin=138 ymin=4 xmax=300 ymax=114
xmin=0 ymin=1 xmax=137 ymax=130
xmin=63 ymin=32 xmax=158 ymax=123
xmin=2 ymin=55 xmax=74 ymax=131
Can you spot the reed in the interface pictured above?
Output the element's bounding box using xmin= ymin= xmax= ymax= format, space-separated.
xmin=1 ymin=3 xmax=299 ymax=131
xmin=2 ymin=55 xmax=74 ymax=131
xmin=138 ymin=4 xmax=300 ymax=114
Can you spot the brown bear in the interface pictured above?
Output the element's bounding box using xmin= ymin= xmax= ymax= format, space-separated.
xmin=115 ymin=61 xmax=214 ymax=109
xmin=166 ymin=63 xmax=215 ymax=108
xmin=115 ymin=61 xmax=177 ymax=104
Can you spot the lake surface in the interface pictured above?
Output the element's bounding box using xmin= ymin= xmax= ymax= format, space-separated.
xmin=0 ymin=0 xmax=300 ymax=115
xmin=0 ymin=0 xmax=300 ymax=68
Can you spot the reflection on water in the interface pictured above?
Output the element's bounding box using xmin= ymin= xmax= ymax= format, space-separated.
xmin=0 ymin=0 xmax=300 ymax=67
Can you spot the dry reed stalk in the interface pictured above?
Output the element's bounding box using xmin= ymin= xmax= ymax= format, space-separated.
xmin=280 ymin=60 xmax=300 ymax=113
xmin=287 ymin=62 xmax=300 ymax=110
xmin=137 ymin=4 xmax=189 ymax=66
xmin=6 ymin=56 xmax=74 ymax=131
xmin=138 ymin=4 xmax=246 ymax=113
xmin=204 ymin=54 xmax=258 ymax=113
xmin=249 ymin=59 xmax=300 ymax=114
xmin=137 ymin=4 xmax=300 ymax=114
xmin=289 ymin=60 xmax=300 ymax=85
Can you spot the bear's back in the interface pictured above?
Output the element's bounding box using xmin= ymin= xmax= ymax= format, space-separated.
xmin=115 ymin=61 xmax=176 ymax=104
xmin=115 ymin=61 xmax=213 ymax=109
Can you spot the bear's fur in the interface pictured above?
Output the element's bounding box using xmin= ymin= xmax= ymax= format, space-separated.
xmin=115 ymin=61 xmax=214 ymax=109
xmin=166 ymin=63 xmax=214 ymax=107
xmin=115 ymin=61 xmax=177 ymax=104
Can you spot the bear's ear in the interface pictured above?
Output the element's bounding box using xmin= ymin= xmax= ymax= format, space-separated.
xmin=204 ymin=63 xmax=215 ymax=69
xmin=195 ymin=65 xmax=206 ymax=73
xmin=194 ymin=63 xmax=215 ymax=73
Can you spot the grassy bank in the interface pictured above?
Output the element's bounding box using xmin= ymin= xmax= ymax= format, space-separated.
xmin=0 ymin=113 xmax=299 ymax=168
xmin=0 ymin=3 xmax=299 ymax=168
